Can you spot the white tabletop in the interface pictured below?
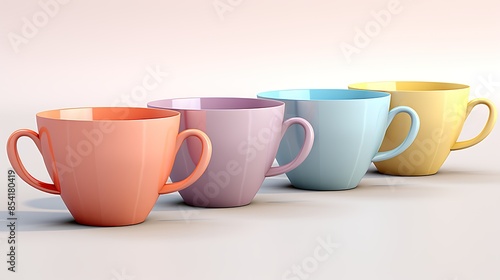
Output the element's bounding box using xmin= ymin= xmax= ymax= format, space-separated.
xmin=1 ymin=124 xmax=499 ymax=280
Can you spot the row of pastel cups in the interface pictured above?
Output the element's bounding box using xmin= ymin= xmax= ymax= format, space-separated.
xmin=7 ymin=82 xmax=497 ymax=226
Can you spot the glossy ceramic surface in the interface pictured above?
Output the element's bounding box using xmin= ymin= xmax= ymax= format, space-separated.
xmin=7 ymin=107 xmax=212 ymax=226
xmin=148 ymin=97 xmax=314 ymax=207
xmin=349 ymin=81 xmax=497 ymax=175
xmin=257 ymin=89 xmax=420 ymax=190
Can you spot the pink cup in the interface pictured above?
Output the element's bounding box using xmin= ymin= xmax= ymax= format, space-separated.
xmin=148 ymin=97 xmax=314 ymax=207
xmin=7 ymin=107 xmax=212 ymax=226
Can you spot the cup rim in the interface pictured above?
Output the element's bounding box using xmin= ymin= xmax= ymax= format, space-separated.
xmin=36 ymin=107 xmax=180 ymax=122
xmin=256 ymin=89 xmax=390 ymax=102
xmin=348 ymin=81 xmax=470 ymax=92
xmin=147 ymin=97 xmax=285 ymax=111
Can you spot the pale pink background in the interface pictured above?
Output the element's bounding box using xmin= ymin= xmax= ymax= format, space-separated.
xmin=1 ymin=1 xmax=499 ymax=279
xmin=1 ymin=0 xmax=498 ymax=186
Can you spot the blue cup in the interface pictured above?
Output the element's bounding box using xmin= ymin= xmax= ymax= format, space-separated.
xmin=257 ymin=89 xmax=420 ymax=190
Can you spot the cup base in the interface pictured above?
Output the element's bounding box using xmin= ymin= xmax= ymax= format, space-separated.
xmin=73 ymin=218 xmax=146 ymax=227
xmin=291 ymin=184 xmax=358 ymax=191
xmin=376 ymin=169 xmax=439 ymax=177
xmin=182 ymin=200 xmax=253 ymax=208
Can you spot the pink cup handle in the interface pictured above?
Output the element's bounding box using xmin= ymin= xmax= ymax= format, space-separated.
xmin=159 ymin=129 xmax=212 ymax=194
xmin=265 ymin=117 xmax=314 ymax=177
xmin=7 ymin=129 xmax=61 ymax=195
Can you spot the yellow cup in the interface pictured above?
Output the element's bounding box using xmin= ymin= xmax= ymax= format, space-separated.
xmin=348 ymin=81 xmax=497 ymax=175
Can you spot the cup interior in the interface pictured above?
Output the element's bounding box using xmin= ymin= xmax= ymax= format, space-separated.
xmin=349 ymin=81 xmax=469 ymax=92
xmin=257 ymin=89 xmax=389 ymax=101
xmin=148 ymin=97 xmax=284 ymax=110
xmin=37 ymin=107 xmax=179 ymax=121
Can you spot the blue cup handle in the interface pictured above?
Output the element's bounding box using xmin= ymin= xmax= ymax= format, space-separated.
xmin=372 ymin=106 xmax=420 ymax=162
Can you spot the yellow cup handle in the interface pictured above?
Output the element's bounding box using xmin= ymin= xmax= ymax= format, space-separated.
xmin=451 ymin=98 xmax=497 ymax=151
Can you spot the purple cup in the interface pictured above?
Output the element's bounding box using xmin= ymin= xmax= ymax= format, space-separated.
xmin=148 ymin=97 xmax=314 ymax=207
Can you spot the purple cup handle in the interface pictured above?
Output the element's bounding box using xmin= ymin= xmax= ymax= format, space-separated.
xmin=265 ymin=117 xmax=314 ymax=177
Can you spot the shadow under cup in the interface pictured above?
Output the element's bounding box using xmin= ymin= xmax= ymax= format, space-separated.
xmin=148 ymin=97 xmax=314 ymax=207
xmin=6 ymin=107 xmax=212 ymax=226
xmin=257 ymin=89 xmax=420 ymax=191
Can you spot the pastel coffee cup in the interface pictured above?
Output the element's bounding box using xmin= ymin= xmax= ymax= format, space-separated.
xmin=349 ymin=81 xmax=497 ymax=175
xmin=257 ymin=89 xmax=420 ymax=190
xmin=7 ymin=107 xmax=212 ymax=226
xmin=148 ymin=97 xmax=314 ymax=207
